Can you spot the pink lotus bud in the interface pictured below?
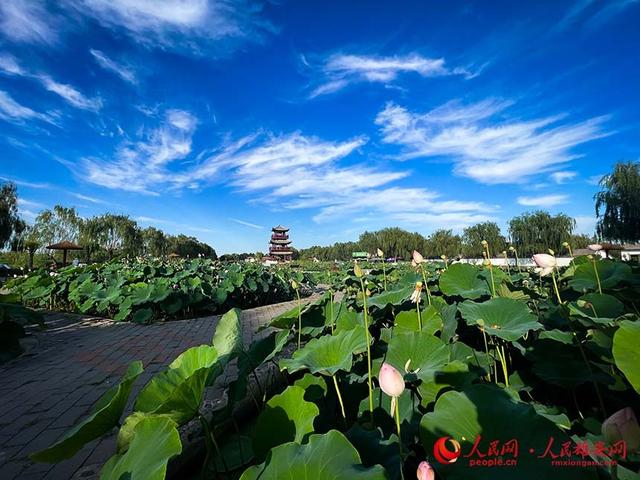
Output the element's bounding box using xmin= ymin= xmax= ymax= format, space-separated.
xmin=532 ymin=253 xmax=556 ymax=269
xmin=412 ymin=250 xmax=425 ymax=264
xmin=602 ymin=407 xmax=640 ymax=451
xmin=588 ymin=244 xmax=603 ymax=251
xmin=379 ymin=362 xmax=405 ymax=398
xmin=416 ymin=461 xmax=435 ymax=480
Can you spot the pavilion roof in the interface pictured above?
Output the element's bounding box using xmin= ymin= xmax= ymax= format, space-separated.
xmin=46 ymin=240 xmax=83 ymax=250
xmin=272 ymin=225 xmax=289 ymax=231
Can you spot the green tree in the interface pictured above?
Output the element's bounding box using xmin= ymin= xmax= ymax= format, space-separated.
xmin=33 ymin=205 xmax=81 ymax=246
xmin=167 ymin=234 xmax=216 ymax=259
xmin=141 ymin=227 xmax=167 ymax=258
xmin=595 ymin=161 xmax=640 ymax=242
xmin=0 ymin=182 xmax=19 ymax=248
xmin=508 ymin=211 xmax=576 ymax=256
xmin=426 ymin=229 xmax=462 ymax=258
xmin=462 ymin=222 xmax=507 ymax=257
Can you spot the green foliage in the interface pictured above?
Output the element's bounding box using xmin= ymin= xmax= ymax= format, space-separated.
xmin=509 ymin=210 xmax=576 ymax=256
xmin=0 ymin=181 xmax=19 ymax=248
xmin=595 ymin=160 xmax=640 ymax=242
xmin=613 ymin=320 xmax=640 ymax=394
xmin=462 ymin=221 xmax=507 ymax=257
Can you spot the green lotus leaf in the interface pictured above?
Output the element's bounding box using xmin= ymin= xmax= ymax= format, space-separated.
xmin=113 ymin=297 xmax=133 ymax=321
xmin=132 ymin=308 xmax=153 ymax=324
xmin=100 ymin=415 xmax=181 ymax=480
xmin=569 ymin=259 xmax=632 ymax=292
xmin=440 ymin=263 xmax=491 ymax=299
xmin=386 ymin=330 xmax=449 ymax=381
xmin=420 ymin=385 xmax=599 ymax=480
xmin=345 ymin=426 xmax=401 ymax=480
xmin=161 ymin=294 xmax=183 ymax=315
xmin=253 ymin=385 xmax=320 ymax=460
xmin=613 ymin=320 xmax=640 ymax=394
xmin=569 ymin=293 xmax=624 ymax=320
xmin=538 ymin=329 xmax=574 ymax=344
xmin=212 ymin=308 xmax=243 ymax=367
xmin=240 ymin=430 xmax=388 ymax=480
xmin=459 ymin=297 xmax=542 ymax=341
xmin=394 ymin=306 xmax=442 ymax=334
xmin=116 ymin=412 xmax=177 ymax=453
xmin=367 ymin=284 xmax=415 ymax=309
xmin=528 ymin=340 xmax=610 ymax=388
xmin=31 ymin=361 xmax=143 ymax=463
xmin=279 ymin=325 xmax=368 ymax=376
xmin=129 ymin=282 xmax=154 ymax=305
xmin=134 ymin=345 xmax=218 ymax=424
xmin=293 ymin=373 xmax=328 ymax=403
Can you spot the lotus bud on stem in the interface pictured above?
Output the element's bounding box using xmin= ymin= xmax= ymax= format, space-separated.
xmin=417 ymin=461 xmax=435 ymax=480
xmin=377 ymin=248 xmax=387 ymax=290
xmin=412 ymin=251 xmax=432 ymax=306
xmin=502 ymin=250 xmax=510 ymax=274
xmin=354 ymin=261 xmax=374 ymax=416
xmin=379 ymin=363 xmax=405 ymax=467
xmin=482 ymin=252 xmax=496 ymax=297
xmin=509 ymin=245 xmax=522 ymax=273
xmin=562 ymin=241 xmax=574 ymax=258
xmin=440 ymin=254 xmax=448 ymax=269
xmin=587 ymin=254 xmax=603 ymax=294
xmin=410 ymin=281 xmax=423 ymax=330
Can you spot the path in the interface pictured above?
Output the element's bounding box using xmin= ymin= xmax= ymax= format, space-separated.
xmin=0 ymin=296 xmax=317 ymax=479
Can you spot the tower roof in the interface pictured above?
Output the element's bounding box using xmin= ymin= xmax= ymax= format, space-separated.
xmin=272 ymin=225 xmax=289 ymax=232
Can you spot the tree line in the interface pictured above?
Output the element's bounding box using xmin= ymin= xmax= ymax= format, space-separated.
xmin=0 ymin=189 xmax=216 ymax=268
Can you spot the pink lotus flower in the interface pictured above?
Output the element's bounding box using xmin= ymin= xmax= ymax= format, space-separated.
xmin=602 ymin=407 xmax=640 ymax=451
xmin=416 ymin=461 xmax=435 ymax=480
xmin=588 ymin=244 xmax=603 ymax=251
xmin=532 ymin=253 xmax=556 ymax=276
xmin=410 ymin=282 xmax=423 ymax=304
xmin=379 ymin=362 xmax=405 ymax=398
xmin=412 ymin=250 xmax=425 ymax=264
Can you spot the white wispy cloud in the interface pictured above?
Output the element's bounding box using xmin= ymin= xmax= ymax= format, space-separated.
xmin=36 ymin=74 xmax=103 ymax=111
xmin=587 ymin=174 xmax=604 ymax=185
xmin=72 ymin=193 xmax=109 ymax=205
xmin=309 ymin=53 xmax=473 ymax=98
xmin=17 ymin=198 xmax=46 ymax=209
xmin=64 ymin=0 xmax=274 ymax=54
xmin=551 ymin=171 xmax=577 ymax=183
xmin=77 ymin=111 xmax=494 ymax=227
xmin=89 ymin=49 xmax=137 ymax=84
xmin=0 ymin=54 xmax=102 ymax=112
xmin=231 ymin=218 xmax=263 ymax=229
xmin=375 ymin=99 xmax=610 ymax=184
xmin=0 ymin=175 xmax=51 ymax=189
xmin=556 ymin=0 xmax=638 ymax=30
xmin=0 ymin=90 xmax=54 ymax=125
xmin=0 ymin=1 xmax=58 ymax=45
xmin=517 ymin=194 xmax=569 ymax=207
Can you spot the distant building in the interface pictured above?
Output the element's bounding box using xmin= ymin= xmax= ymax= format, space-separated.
xmin=352 ymin=251 xmax=369 ymax=259
xmin=268 ymin=225 xmax=293 ymax=261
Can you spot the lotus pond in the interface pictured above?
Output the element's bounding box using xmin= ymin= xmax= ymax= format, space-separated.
xmin=11 ymin=254 xmax=640 ymax=479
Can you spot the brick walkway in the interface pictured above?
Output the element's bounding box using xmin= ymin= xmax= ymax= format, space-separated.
xmin=0 ymin=297 xmax=316 ymax=480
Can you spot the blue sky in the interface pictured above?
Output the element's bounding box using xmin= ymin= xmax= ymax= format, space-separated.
xmin=1 ymin=0 xmax=639 ymax=254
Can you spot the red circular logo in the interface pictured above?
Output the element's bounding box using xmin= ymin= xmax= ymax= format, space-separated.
xmin=433 ymin=436 xmax=462 ymax=464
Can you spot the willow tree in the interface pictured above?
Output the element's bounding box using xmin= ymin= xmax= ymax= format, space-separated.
xmin=508 ymin=211 xmax=575 ymax=256
xmin=0 ymin=182 xmax=19 ymax=248
xmin=462 ymin=222 xmax=507 ymax=257
xmin=595 ymin=161 xmax=640 ymax=243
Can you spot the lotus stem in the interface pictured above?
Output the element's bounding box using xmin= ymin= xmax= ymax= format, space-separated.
xmin=382 ymin=261 xmax=387 ymax=291
xmin=199 ymin=414 xmax=228 ymax=474
xmin=480 ymin=325 xmax=491 ymax=382
xmin=496 ymin=344 xmax=509 ymax=387
xmin=591 ymin=257 xmax=603 ymax=294
xmin=416 ymin=299 xmax=422 ymax=330
xmin=489 ymin=265 xmax=496 ymax=297
xmin=332 ymin=375 xmax=346 ymax=420
xmin=551 ymin=270 xmax=563 ymax=304
xmin=329 ymin=290 xmax=335 ymax=334
xmin=359 ymin=278 xmax=374 ymax=416
xmin=295 ymin=287 xmax=302 ymax=350
xmin=503 ymin=252 xmax=510 ymax=274
xmin=393 ymin=397 xmax=404 ymax=467
xmin=419 ymin=265 xmax=432 ymax=306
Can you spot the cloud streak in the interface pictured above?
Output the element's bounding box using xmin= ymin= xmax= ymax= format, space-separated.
xmin=517 ymin=194 xmax=569 ymax=207
xmin=90 ymin=49 xmax=137 ymax=84
xmin=375 ymin=99 xmax=610 ymax=184
xmin=308 ymin=53 xmax=472 ymax=98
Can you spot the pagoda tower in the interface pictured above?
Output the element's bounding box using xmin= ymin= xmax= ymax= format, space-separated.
xmin=269 ymin=225 xmax=293 ymax=261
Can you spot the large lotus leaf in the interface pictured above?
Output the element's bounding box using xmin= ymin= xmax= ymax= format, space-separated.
xmin=279 ymin=325 xmax=368 ymax=376
xmin=31 ymin=361 xmax=143 ymax=462
xmin=100 ymin=415 xmax=182 ymax=480
xmin=459 ymin=297 xmax=542 ymax=341
xmin=132 ymin=308 xmax=153 ymax=324
xmin=367 ymin=284 xmax=415 ymax=309
xmin=420 ymin=385 xmax=599 ymax=480
xmin=346 ymin=426 xmax=401 ymax=480
xmin=569 ymin=293 xmax=624 ymax=320
xmin=253 ymin=385 xmax=320 ymax=460
xmin=328 ymin=299 xmax=359 ymax=332
xmin=268 ymin=296 xmax=325 ymax=331
xmin=134 ymin=345 xmax=218 ymax=424
xmin=149 ymin=278 xmax=172 ymax=302
xmin=212 ymin=308 xmax=243 ymax=367
xmin=528 ymin=340 xmax=610 ymax=388
xmin=293 ymin=373 xmax=328 ymax=403
xmin=439 ymin=263 xmax=490 ymax=299
xmin=113 ymin=297 xmax=133 ymax=321
xmin=613 ymin=320 xmax=640 ymax=394
xmin=569 ymin=259 xmax=632 ymax=292
xmin=129 ymin=282 xmax=154 ymax=305
xmin=240 ymin=430 xmax=387 ymax=480
xmin=385 ymin=330 xmax=449 ymax=381
xmin=116 ymin=412 xmax=176 ymax=453
xmin=394 ymin=306 xmax=442 ymax=334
